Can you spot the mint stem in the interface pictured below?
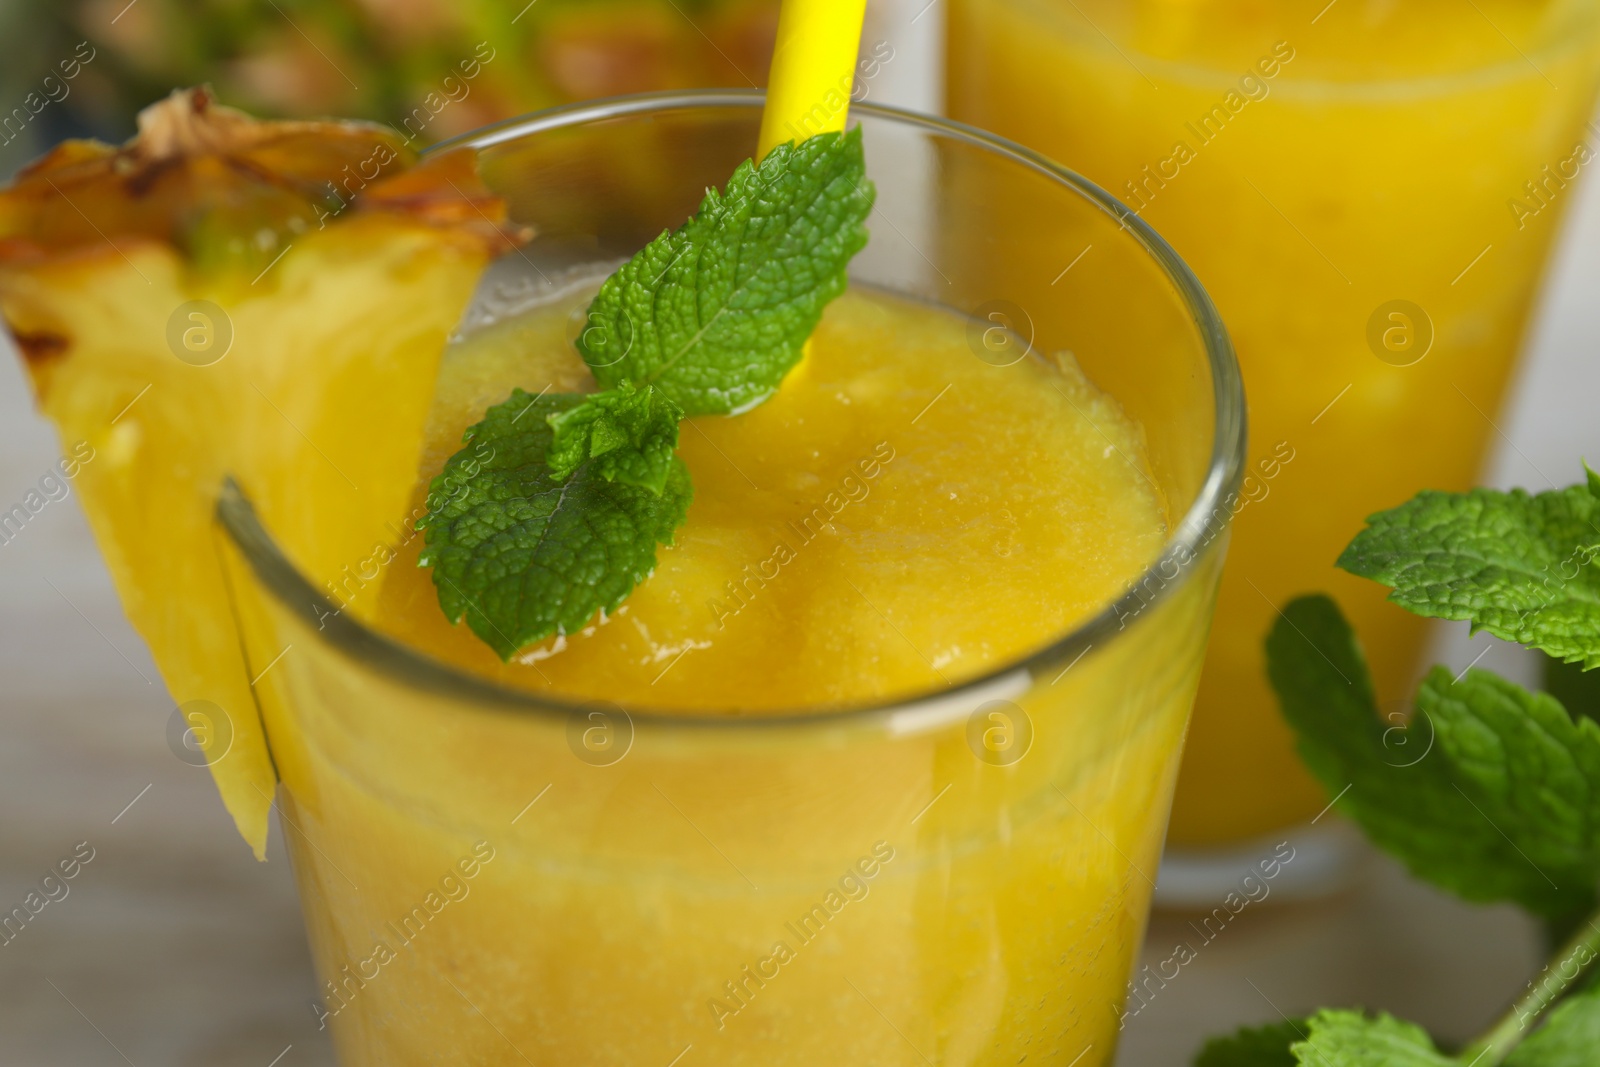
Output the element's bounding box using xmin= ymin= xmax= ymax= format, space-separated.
xmin=1458 ymin=904 xmax=1600 ymax=1065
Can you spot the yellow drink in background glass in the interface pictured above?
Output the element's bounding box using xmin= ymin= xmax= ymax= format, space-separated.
xmin=219 ymin=95 xmax=1245 ymax=1065
xmin=948 ymin=0 xmax=1600 ymax=845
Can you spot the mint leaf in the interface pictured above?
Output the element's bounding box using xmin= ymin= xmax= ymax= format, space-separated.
xmin=1194 ymin=1020 xmax=1303 ymax=1067
xmin=1410 ymin=666 xmax=1600 ymax=919
xmin=1267 ymin=594 xmax=1600 ymax=919
xmin=1338 ymin=474 xmax=1600 ymax=667
xmin=419 ymin=131 xmax=872 ymax=658
xmin=577 ymin=128 xmax=874 ymax=414
xmin=1290 ymin=1010 xmax=1454 ymax=1067
xmin=417 ymin=389 xmax=691 ymax=659
xmin=546 ymin=381 xmax=683 ymax=493
xmin=1506 ymin=985 xmax=1600 ymax=1067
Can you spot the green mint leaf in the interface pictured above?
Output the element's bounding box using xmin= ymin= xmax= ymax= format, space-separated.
xmin=545 ymin=381 xmax=684 ymax=493
xmin=1194 ymin=1020 xmax=1304 ymax=1067
xmin=419 ymin=132 xmax=876 ymax=658
xmin=417 ymin=388 xmax=691 ymax=659
xmin=1290 ymin=1010 xmax=1454 ymax=1067
xmin=1267 ymin=594 xmax=1600 ymax=919
xmin=576 ymin=127 xmax=875 ymax=415
xmin=1338 ymin=472 xmax=1600 ymax=667
xmin=1412 ymin=666 xmax=1600 ymax=918
xmin=1506 ymin=985 xmax=1600 ymax=1067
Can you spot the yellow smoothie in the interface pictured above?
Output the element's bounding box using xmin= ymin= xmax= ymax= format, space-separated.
xmin=370 ymin=282 xmax=1165 ymax=707
xmin=947 ymin=0 xmax=1600 ymax=843
xmin=226 ymin=280 xmax=1220 ymax=1065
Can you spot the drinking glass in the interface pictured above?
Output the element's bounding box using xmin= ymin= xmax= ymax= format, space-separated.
xmin=217 ymin=91 xmax=1244 ymax=1066
xmin=948 ymin=0 xmax=1600 ymax=849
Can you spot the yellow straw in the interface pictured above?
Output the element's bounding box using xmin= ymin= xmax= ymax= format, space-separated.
xmin=757 ymin=0 xmax=870 ymax=159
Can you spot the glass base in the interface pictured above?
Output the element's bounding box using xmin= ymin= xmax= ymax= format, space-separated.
xmin=1154 ymin=819 xmax=1365 ymax=910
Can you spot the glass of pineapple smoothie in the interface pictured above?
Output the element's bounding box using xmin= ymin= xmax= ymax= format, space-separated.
xmin=947 ymin=0 xmax=1600 ymax=851
xmin=198 ymin=94 xmax=1243 ymax=1066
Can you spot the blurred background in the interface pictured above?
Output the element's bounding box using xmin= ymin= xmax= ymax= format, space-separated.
xmin=2 ymin=1 xmax=1599 ymax=1064
xmin=0 ymin=0 xmax=781 ymax=162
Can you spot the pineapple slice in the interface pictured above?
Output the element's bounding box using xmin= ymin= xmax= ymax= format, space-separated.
xmin=0 ymin=88 xmax=518 ymax=857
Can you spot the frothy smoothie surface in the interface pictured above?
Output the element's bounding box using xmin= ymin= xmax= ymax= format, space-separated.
xmin=371 ymin=281 xmax=1166 ymax=711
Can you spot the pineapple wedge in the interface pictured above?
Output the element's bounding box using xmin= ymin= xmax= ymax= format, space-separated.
xmin=0 ymin=88 xmax=519 ymax=857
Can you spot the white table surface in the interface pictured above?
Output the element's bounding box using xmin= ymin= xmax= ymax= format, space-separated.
xmin=0 ymin=105 xmax=1596 ymax=1067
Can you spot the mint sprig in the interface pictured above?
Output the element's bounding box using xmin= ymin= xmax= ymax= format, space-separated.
xmin=546 ymin=381 xmax=683 ymax=492
xmin=1200 ymin=998 xmax=1600 ymax=1067
xmin=418 ymin=131 xmax=872 ymax=659
xmin=1267 ymin=594 xmax=1600 ymax=921
xmin=1196 ymin=1020 xmax=1303 ymax=1067
xmin=417 ymin=390 xmax=692 ymax=659
xmin=578 ymin=128 xmax=874 ymax=415
xmin=1339 ymin=467 xmax=1600 ymax=668
xmin=1203 ymin=1004 xmax=1600 ymax=1067
xmin=1197 ymin=467 xmax=1600 ymax=1067
xmin=1290 ymin=1011 xmax=1456 ymax=1067
xmin=1198 ymin=1012 xmax=1455 ymax=1067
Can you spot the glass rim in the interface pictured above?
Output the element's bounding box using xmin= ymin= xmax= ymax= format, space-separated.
xmin=217 ymin=89 xmax=1246 ymax=730
xmin=993 ymin=0 xmax=1600 ymax=97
